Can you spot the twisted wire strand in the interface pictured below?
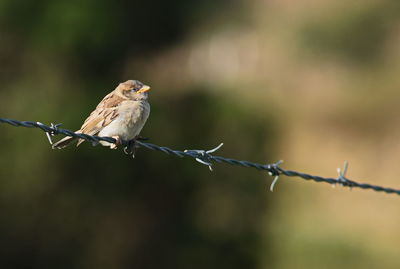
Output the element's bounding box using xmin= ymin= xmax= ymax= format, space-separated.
xmin=1 ymin=117 xmax=400 ymax=196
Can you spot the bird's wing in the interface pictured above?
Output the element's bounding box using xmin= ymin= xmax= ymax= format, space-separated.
xmin=76 ymin=92 xmax=125 ymax=146
xmin=79 ymin=92 xmax=125 ymax=134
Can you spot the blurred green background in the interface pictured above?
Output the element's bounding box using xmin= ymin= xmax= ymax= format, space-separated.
xmin=1 ymin=0 xmax=400 ymax=268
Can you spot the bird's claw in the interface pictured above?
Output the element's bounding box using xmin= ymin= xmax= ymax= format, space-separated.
xmin=123 ymin=139 xmax=138 ymax=158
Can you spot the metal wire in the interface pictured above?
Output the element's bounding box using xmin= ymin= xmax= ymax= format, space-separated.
xmin=1 ymin=117 xmax=400 ymax=196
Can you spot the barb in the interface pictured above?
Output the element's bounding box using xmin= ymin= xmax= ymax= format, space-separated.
xmin=184 ymin=143 xmax=224 ymax=171
xmin=268 ymin=160 xmax=283 ymax=192
xmin=1 ymin=117 xmax=400 ymax=196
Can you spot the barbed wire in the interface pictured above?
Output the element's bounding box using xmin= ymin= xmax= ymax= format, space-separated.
xmin=1 ymin=117 xmax=400 ymax=196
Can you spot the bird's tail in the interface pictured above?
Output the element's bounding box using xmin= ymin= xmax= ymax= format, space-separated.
xmin=52 ymin=135 xmax=79 ymax=149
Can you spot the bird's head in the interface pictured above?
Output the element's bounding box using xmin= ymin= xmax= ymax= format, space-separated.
xmin=118 ymin=80 xmax=150 ymax=101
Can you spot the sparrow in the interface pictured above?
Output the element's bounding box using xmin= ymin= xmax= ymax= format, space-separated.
xmin=52 ymin=80 xmax=151 ymax=151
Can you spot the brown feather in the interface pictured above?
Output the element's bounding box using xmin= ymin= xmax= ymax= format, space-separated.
xmin=74 ymin=93 xmax=127 ymax=146
xmin=53 ymin=79 xmax=150 ymax=149
xmin=52 ymin=134 xmax=78 ymax=149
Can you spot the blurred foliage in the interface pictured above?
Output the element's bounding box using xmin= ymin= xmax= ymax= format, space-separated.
xmin=299 ymin=1 xmax=400 ymax=64
xmin=1 ymin=0 xmax=400 ymax=268
xmin=0 ymin=0 xmax=242 ymax=79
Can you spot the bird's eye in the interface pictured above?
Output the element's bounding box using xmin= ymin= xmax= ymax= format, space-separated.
xmin=130 ymin=86 xmax=142 ymax=92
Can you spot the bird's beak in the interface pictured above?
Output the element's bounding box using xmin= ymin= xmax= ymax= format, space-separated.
xmin=137 ymin=85 xmax=151 ymax=93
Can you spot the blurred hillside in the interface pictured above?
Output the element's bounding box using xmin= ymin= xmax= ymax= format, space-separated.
xmin=1 ymin=0 xmax=400 ymax=268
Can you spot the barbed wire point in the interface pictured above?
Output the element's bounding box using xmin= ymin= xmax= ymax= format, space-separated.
xmin=37 ymin=122 xmax=62 ymax=145
xmin=337 ymin=161 xmax=352 ymax=188
xmin=270 ymin=175 xmax=280 ymax=192
xmin=267 ymin=160 xmax=283 ymax=176
xmin=196 ymin=158 xmax=213 ymax=171
xmin=206 ymin=143 xmax=224 ymax=154
xmin=267 ymin=160 xmax=283 ymax=192
xmin=184 ymin=143 xmax=224 ymax=171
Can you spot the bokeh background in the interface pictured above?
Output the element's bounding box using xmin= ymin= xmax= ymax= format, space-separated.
xmin=0 ymin=0 xmax=400 ymax=268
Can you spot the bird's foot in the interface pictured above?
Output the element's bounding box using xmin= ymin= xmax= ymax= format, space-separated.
xmin=123 ymin=138 xmax=140 ymax=158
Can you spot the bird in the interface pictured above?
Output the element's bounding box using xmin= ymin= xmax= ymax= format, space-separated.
xmin=52 ymin=80 xmax=151 ymax=151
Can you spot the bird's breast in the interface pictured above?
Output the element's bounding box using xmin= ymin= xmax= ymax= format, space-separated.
xmin=99 ymin=101 xmax=150 ymax=141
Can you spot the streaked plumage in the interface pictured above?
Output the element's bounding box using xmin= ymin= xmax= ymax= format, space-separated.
xmin=52 ymin=80 xmax=151 ymax=149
